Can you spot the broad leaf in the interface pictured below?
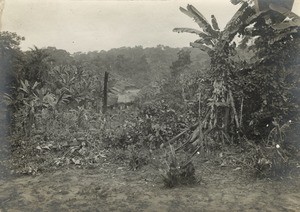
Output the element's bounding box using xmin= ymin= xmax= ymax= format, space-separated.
xmin=32 ymin=81 xmax=39 ymax=90
xmin=211 ymin=15 xmax=220 ymax=31
xmin=272 ymin=21 xmax=300 ymax=30
xmin=244 ymin=10 xmax=267 ymax=25
xmin=179 ymin=5 xmax=218 ymax=37
xmin=255 ymin=0 xmax=294 ymax=12
xmin=190 ymin=42 xmax=213 ymax=53
xmin=173 ymin=28 xmax=210 ymax=38
xmin=231 ymin=0 xmax=243 ymax=5
xmin=222 ymin=2 xmax=255 ymax=41
xmin=269 ymin=28 xmax=298 ymax=44
xmin=269 ymin=3 xmax=294 ymax=17
xmin=194 ymin=38 xmax=214 ymax=47
xmin=269 ymin=3 xmax=300 ymax=29
xmin=20 ymin=80 xmax=29 ymax=94
xmin=2 ymin=93 xmax=14 ymax=106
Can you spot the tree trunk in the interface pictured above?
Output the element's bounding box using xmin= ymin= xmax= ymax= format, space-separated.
xmin=102 ymin=71 xmax=108 ymax=114
xmin=224 ymin=94 xmax=230 ymax=133
xmin=229 ymin=90 xmax=240 ymax=129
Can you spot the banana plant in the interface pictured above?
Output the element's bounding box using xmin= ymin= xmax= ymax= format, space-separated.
xmin=173 ymin=3 xmax=254 ymax=133
xmin=232 ymin=0 xmax=300 ymax=29
xmin=174 ymin=1 xmax=300 ymax=141
xmin=174 ymin=1 xmax=299 ymax=58
xmin=173 ymin=4 xmax=221 ymax=56
xmin=173 ymin=3 xmax=254 ymax=54
xmin=174 ymin=1 xmax=299 ymax=85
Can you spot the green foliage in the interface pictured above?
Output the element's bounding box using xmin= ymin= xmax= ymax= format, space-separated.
xmin=47 ymin=64 xmax=102 ymax=111
xmin=175 ymin=2 xmax=300 ymax=138
xmin=231 ymin=10 xmax=300 ymax=139
xmin=44 ymin=47 xmax=73 ymax=65
xmin=128 ymin=145 xmax=149 ymax=170
xmin=103 ymin=100 xmax=192 ymax=150
xmin=21 ymin=47 xmax=51 ymax=86
xmin=73 ymin=46 xmax=181 ymax=88
xmin=246 ymin=141 xmax=291 ymax=178
xmin=170 ymin=50 xmax=192 ymax=78
xmin=2 ymin=0 xmax=298 ymax=181
xmin=0 ymin=31 xmax=24 ymax=51
xmin=0 ymin=31 xmax=24 ymax=92
xmin=9 ymin=105 xmax=108 ymax=174
xmin=173 ymin=2 xmax=300 ymax=178
xmin=161 ymin=145 xmax=196 ymax=188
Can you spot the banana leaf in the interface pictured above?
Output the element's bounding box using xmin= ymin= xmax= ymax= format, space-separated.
xmin=173 ymin=27 xmax=210 ymax=38
xmin=179 ymin=5 xmax=218 ymax=37
xmin=222 ymin=2 xmax=255 ymax=41
xmin=211 ymin=15 xmax=220 ymax=31
xmin=190 ymin=42 xmax=213 ymax=53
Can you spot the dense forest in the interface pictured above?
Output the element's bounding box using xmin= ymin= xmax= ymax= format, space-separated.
xmin=0 ymin=0 xmax=300 ymax=210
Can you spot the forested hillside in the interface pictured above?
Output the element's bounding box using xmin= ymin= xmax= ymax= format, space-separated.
xmin=43 ymin=45 xmax=209 ymax=88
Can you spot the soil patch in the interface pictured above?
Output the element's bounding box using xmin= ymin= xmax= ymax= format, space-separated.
xmin=1 ymin=158 xmax=300 ymax=211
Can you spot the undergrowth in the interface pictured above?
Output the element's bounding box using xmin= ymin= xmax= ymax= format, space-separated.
xmin=160 ymin=145 xmax=197 ymax=188
xmin=7 ymin=101 xmax=300 ymax=181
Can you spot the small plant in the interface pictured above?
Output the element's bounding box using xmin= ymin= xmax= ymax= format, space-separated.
xmin=244 ymin=119 xmax=293 ymax=178
xmin=254 ymin=143 xmax=290 ymax=178
xmin=259 ymin=119 xmax=292 ymax=178
xmin=161 ymin=145 xmax=196 ymax=188
xmin=128 ymin=145 xmax=149 ymax=171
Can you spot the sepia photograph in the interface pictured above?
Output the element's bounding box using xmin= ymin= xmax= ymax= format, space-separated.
xmin=0 ymin=0 xmax=300 ymax=211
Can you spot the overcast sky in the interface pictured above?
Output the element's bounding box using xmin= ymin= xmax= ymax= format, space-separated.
xmin=0 ymin=0 xmax=259 ymax=53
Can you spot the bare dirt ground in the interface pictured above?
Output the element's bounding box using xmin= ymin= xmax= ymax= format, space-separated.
xmin=1 ymin=157 xmax=300 ymax=212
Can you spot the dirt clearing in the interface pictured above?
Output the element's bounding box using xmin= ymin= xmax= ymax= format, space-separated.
xmin=1 ymin=159 xmax=300 ymax=212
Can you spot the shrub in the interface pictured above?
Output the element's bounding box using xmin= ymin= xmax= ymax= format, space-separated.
xmin=160 ymin=145 xmax=196 ymax=188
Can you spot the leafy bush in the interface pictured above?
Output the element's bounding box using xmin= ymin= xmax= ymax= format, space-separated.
xmin=254 ymin=144 xmax=291 ymax=178
xmin=102 ymin=100 xmax=193 ymax=150
xmin=8 ymin=105 xmax=108 ymax=174
xmin=160 ymin=145 xmax=196 ymax=188
xmin=128 ymin=145 xmax=149 ymax=170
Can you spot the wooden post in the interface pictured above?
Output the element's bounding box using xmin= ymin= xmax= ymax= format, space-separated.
xmin=102 ymin=71 xmax=108 ymax=113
